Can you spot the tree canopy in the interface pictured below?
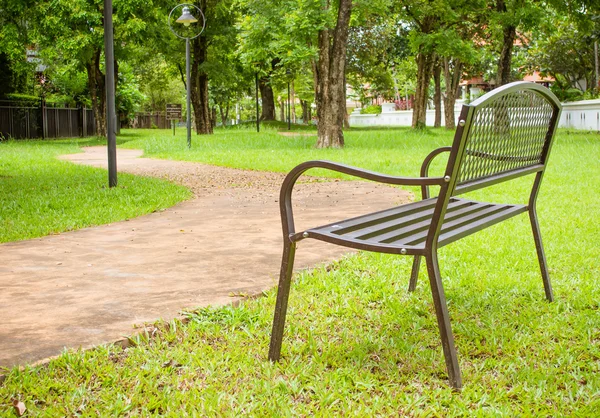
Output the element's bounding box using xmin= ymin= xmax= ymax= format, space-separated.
xmin=3 ymin=0 xmax=598 ymax=141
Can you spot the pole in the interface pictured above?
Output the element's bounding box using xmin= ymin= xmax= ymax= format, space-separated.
xmin=255 ymin=72 xmax=260 ymax=132
xmin=186 ymin=38 xmax=192 ymax=148
xmin=104 ymin=0 xmax=117 ymax=187
xmin=595 ymin=41 xmax=599 ymax=91
xmin=287 ymin=81 xmax=291 ymax=130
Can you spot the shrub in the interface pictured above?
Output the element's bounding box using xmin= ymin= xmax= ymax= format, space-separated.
xmin=360 ymin=105 xmax=382 ymax=114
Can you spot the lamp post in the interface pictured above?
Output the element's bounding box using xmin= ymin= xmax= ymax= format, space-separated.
xmin=103 ymin=0 xmax=117 ymax=187
xmin=286 ymin=69 xmax=291 ymax=131
xmin=168 ymin=4 xmax=205 ymax=148
xmin=255 ymin=71 xmax=260 ymax=132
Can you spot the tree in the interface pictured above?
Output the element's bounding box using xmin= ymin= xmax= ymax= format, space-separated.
xmin=237 ymin=0 xmax=284 ymax=120
xmin=485 ymin=0 xmax=544 ymax=86
xmin=398 ymin=0 xmax=448 ymax=129
xmin=36 ymin=0 xmax=108 ymax=135
xmin=0 ymin=0 xmax=37 ymax=98
xmin=397 ymin=0 xmax=486 ymax=128
xmin=36 ymin=0 xmax=170 ymax=136
xmin=539 ymin=0 xmax=600 ymax=95
xmin=314 ymin=0 xmax=353 ymax=148
xmin=528 ymin=14 xmax=597 ymax=95
xmin=187 ymin=0 xmax=238 ymax=134
xmin=435 ymin=19 xmax=479 ymax=129
xmin=346 ymin=18 xmax=405 ymax=107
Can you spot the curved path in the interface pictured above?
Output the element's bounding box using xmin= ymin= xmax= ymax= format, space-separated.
xmin=0 ymin=147 xmax=411 ymax=368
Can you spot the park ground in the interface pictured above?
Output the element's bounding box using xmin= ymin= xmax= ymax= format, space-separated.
xmin=0 ymin=124 xmax=599 ymax=415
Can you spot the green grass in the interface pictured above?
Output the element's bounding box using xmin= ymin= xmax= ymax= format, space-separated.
xmin=1 ymin=127 xmax=599 ymax=415
xmin=0 ymin=137 xmax=191 ymax=243
xmin=119 ymin=123 xmax=450 ymax=179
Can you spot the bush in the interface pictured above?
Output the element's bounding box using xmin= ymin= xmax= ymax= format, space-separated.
xmin=551 ymin=86 xmax=585 ymax=102
xmin=360 ymin=105 xmax=382 ymax=114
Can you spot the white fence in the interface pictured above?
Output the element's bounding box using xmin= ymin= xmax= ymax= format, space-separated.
xmin=349 ymin=99 xmax=600 ymax=131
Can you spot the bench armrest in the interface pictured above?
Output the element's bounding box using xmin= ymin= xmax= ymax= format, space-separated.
xmin=420 ymin=147 xmax=452 ymax=199
xmin=280 ymin=160 xmax=447 ymax=238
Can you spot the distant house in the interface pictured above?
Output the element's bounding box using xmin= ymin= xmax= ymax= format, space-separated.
xmin=460 ymin=71 xmax=554 ymax=102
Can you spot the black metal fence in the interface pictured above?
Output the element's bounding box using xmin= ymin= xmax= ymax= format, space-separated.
xmin=130 ymin=112 xmax=168 ymax=129
xmin=0 ymin=101 xmax=96 ymax=139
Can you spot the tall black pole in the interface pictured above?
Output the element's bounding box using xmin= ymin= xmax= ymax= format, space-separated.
xmin=595 ymin=41 xmax=599 ymax=91
xmin=186 ymin=38 xmax=192 ymax=148
xmin=287 ymin=81 xmax=291 ymax=130
xmin=255 ymin=72 xmax=260 ymax=132
xmin=104 ymin=0 xmax=117 ymax=187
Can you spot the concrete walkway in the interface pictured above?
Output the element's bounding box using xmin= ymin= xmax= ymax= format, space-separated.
xmin=0 ymin=147 xmax=410 ymax=368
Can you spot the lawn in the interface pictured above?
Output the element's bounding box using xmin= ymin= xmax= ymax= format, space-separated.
xmin=0 ymin=137 xmax=191 ymax=243
xmin=119 ymin=123 xmax=451 ymax=179
xmin=1 ymin=126 xmax=598 ymax=415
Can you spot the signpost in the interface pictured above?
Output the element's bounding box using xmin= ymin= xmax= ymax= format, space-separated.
xmin=166 ymin=103 xmax=182 ymax=135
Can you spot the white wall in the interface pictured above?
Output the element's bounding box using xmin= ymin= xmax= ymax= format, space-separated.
xmin=349 ymin=99 xmax=600 ymax=131
xmin=559 ymin=99 xmax=600 ymax=131
xmin=350 ymin=110 xmax=459 ymax=127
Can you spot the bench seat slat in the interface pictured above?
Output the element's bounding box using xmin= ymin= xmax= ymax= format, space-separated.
xmin=315 ymin=197 xmax=438 ymax=234
xmin=395 ymin=203 xmax=524 ymax=247
xmin=369 ymin=200 xmax=490 ymax=244
xmin=331 ymin=199 xmax=472 ymax=240
xmin=437 ymin=204 xmax=527 ymax=246
xmin=301 ymin=197 xmax=527 ymax=252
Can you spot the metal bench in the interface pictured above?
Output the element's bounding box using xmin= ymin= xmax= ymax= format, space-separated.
xmin=268 ymin=82 xmax=561 ymax=389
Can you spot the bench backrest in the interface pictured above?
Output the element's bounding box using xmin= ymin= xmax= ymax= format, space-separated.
xmin=447 ymin=82 xmax=562 ymax=196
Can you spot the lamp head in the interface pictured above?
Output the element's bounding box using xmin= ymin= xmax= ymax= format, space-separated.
xmin=176 ymin=6 xmax=198 ymax=27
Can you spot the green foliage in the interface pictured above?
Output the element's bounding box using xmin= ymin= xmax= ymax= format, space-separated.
xmin=0 ymin=0 xmax=37 ymax=97
xmin=551 ymin=86 xmax=585 ymax=102
xmin=5 ymin=93 xmax=39 ymax=102
xmin=42 ymin=62 xmax=90 ymax=107
xmin=360 ymin=105 xmax=382 ymax=114
xmin=116 ymin=63 xmax=146 ymax=123
xmin=527 ymin=11 xmax=598 ymax=94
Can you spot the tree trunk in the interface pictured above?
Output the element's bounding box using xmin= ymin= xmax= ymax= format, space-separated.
xmin=86 ymin=48 xmax=106 ymax=137
xmin=114 ymin=58 xmax=121 ymax=135
xmin=279 ymin=98 xmax=285 ymax=121
xmin=290 ymin=82 xmax=296 ymax=123
xmin=259 ymin=77 xmax=276 ymax=120
xmin=342 ymin=71 xmax=350 ymax=128
xmin=219 ymin=103 xmax=230 ymax=126
xmin=443 ymin=58 xmax=463 ymax=130
xmin=496 ymin=0 xmax=516 ymax=86
xmin=433 ymin=58 xmax=442 ymax=128
xmin=316 ymin=0 xmax=352 ymax=148
xmin=412 ymin=50 xmax=434 ymax=129
xmin=497 ymin=25 xmax=516 ymax=86
xmin=211 ymin=106 xmax=217 ymax=129
xmin=301 ymin=100 xmax=309 ymax=124
xmin=191 ymin=36 xmax=213 ymax=134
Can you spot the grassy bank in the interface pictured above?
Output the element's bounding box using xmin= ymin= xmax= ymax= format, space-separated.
xmin=0 ymin=138 xmax=191 ymax=243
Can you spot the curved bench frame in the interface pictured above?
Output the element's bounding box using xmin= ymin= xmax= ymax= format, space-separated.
xmin=268 ymin=82 xmax=562 ymax=389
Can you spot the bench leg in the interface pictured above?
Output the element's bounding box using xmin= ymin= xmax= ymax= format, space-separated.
xmin=269 ymin=240 xmax=297 ymax=362
xmin=408 ymin=256 xmax=421 ymax=292
xmin=529 ymin=208 xmax=554 ymax=302
xmin=425 ymin=252 xmax=462 ymax=389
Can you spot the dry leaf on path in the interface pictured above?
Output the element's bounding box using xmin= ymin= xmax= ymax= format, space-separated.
xmin=12 ymin=399 xmax=26 ymax=416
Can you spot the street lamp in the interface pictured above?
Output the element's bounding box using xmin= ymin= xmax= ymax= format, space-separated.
xmin=168 ymin=4 xmax=205 ymax=149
